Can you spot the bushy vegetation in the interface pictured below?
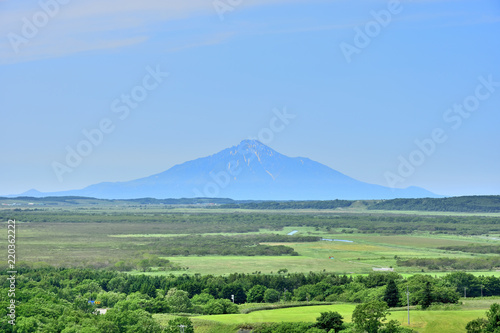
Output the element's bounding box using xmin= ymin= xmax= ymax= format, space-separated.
xmin=466 ymin=303 xmax=500 ymax=333
xmin=2 ymin=199 xmax=500 ymax=331
xmin=1 ymin=268 xmax=485 ymax=331
xmin=221 ymin=195 xmax=500 ymax=213
xmin=220 ymin=199 xmax=354 ymax=210
xmin=3 ymin=209 xmax=499 ymax=236
xmin=3 ymin=267 xmax=500 ymax=331
xmin=254 ymin=303 xmax=415 ymax=333
xmin=4 ymin=195 xmax=500 ymax=212
xmin=439 ymin=245 xmax=500 ymax=255
xmin=397 ymin=257 xmax=500 ymax=271
xmin=142 ymin=234 xmax=314 ymax=257
xmin=367 ymin=196 xmax=500 ymax=213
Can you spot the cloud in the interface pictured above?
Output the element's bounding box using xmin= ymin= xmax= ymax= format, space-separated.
xmin=2 ymin=0 xmax=493 ymax=64
xmin=0 ymin=0 xmax=311 ymax=64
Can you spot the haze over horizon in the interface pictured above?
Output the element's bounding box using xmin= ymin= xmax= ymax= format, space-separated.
xmin=1 ymin=0 xmax=499 ymax=197
xmin=12 ymin=139 xmax=439 ymax=200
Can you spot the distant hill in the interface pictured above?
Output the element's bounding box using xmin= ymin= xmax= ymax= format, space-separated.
xmin=0 ymin=196 xmax=236 ymax=207
xmin=218 ymin=196 xmax=500 ymax=212
xmin=366 ymin=196 xmax=500 ymax=213
xmin=15 ymin=140 xmax=438 ymax=200
xmin=2 ymin=195 xmax=499 ymax=212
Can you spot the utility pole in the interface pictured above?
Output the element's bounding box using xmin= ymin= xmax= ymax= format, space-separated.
xmin=178 ymin=324 xmax=186 ymax=333
xmin=406 ymin=286 xmax=410 ymax=325
xmin=481 ymin=285 xmax=484 ymax=298
xmin=464 ymin=287 xmax=467 ymax=298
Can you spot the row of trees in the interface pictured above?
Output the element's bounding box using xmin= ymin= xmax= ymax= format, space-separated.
xmin=3 ymin=268 xmax=499 ymax=331
xmin=5 ymin=195 xmax=500 ymax=212
xmin=4 ymin=269 xmax=479 ymax=309
xmin=220 ymin=199 xmax=354 ymax=210
xmin=439 ymin=244 xmax=500 ymax=255
xmin=143 ymin=234 xmax=320 ymax=257
xmin=219 ymin=196 xmax=500 ymax=213
xmin=368 ymin=196 xmax=500 ymax=213
xmin=397 ymin=257 xmax=500 ymax=271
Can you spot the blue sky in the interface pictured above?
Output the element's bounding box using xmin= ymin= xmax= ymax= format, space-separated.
xmin=1 ymin=0 xmax=499 ymax=197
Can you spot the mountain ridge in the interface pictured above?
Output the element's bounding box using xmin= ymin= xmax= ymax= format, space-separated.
xmin=15 ymin=140 xmax=440 ymax=200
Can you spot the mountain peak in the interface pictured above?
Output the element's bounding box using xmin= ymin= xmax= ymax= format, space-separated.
xmin=237 ymin=139 xmax=266 ymax=149
xmin=18 ymin=141 xmax=440 ymax=200
xmin=233 ymin=139 xmax=279 ymax=162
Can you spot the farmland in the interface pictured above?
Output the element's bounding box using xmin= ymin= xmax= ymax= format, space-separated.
xmin=2 ymin=209 xmax=500 ymax=276
xmin=1 ymin=197 xmax=500 ymax=332
xmin=153 ymin=298 xmax=500 ymax=333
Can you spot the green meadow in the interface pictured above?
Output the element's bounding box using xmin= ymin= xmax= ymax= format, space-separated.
xmin=3 ymin=203 xmax=500 ymax=332
xmin=6 ymin=212 xmax=500 ymax=276
xmin=196 ymin=304 xmax=356 ymax=324
xmin=174 ymin=298 xmax=500 ymax=333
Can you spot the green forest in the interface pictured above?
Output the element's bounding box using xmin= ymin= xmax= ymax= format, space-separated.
xmin=2 ymin=268 xmax=498 ymax=332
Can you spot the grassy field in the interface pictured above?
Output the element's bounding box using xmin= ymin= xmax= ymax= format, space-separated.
xmin=191 ymin=298 xmax=500 ymax=333
xmin=197 ymin=304 xmax=356 ymax=324
xmin=5 ymin=219 xmax=500 ymax=275
xmin=388 ymin=309 xmax=485 ymax=333
xmin=3 ymin=207 xmax=500 ymax=276
xmin=159 ymin=230 xmax=500 ymax=275
xmin=3 ymin=205 xmax=500 ymax=333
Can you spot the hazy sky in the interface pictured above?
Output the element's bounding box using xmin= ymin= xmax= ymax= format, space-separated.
xmin=1 ymin=0 xmax=499 ymax=197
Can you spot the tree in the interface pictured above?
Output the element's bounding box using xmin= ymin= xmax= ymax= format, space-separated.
xmin=421 ymin=281 xmax=433 ymax=309
xmin=203 ymin=299 xmax=224 ymax=315
xmin=107 ymin=277 xmax=127 ymax=293
xmin=73 ymin=295 xmax=95 ymax=313
xmin=203 ymin=299 xmax=239 ymax=315
xmin=165 ymin=288 xmax=192 ymax=313
xmin=97 ymin=291 xmax=126 ymax=308
xmin=465 ymin=318 xmax=488 ymax=333
xmin=383 ymin=279 xmax=400 ymax=307
xmin=165 ymin=317 xmax=194 ymax=333
xmin=315 ymin=311 xmax=344 ymax=332
xmin=96 ymin=320 xmax=120 ymax=333
xmin=352 ymin=300 xmax=389 ymax=333
xmin=264 ymin=288 xmax=280 ymax=303
xmin=74 ymin=280 xmax=103 ymax=295
xmin=137 ymin=259 xmax=151 ymax=272
xmin=247 ymin=285 xmax=267 ymax=303
xmin=104 ymin=308 xmax=162 ymax=333
xmin=191 ymin=293 xmax=214 ymax=305
xmin=293 ymin=285 xmax=314 ymax=301
xmin=485 ymin=303 xmax=500 ymax=332
xmin=221 ymin=283 xmax=247 ymax=304
xmin=465 ymin=303 xmax=500 ymax=333
xmin=431 ymin=285 xmax=460 ymax=305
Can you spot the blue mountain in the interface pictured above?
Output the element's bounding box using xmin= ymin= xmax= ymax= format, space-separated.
xmin=22 ymin=140 xmax=439 ymax=200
